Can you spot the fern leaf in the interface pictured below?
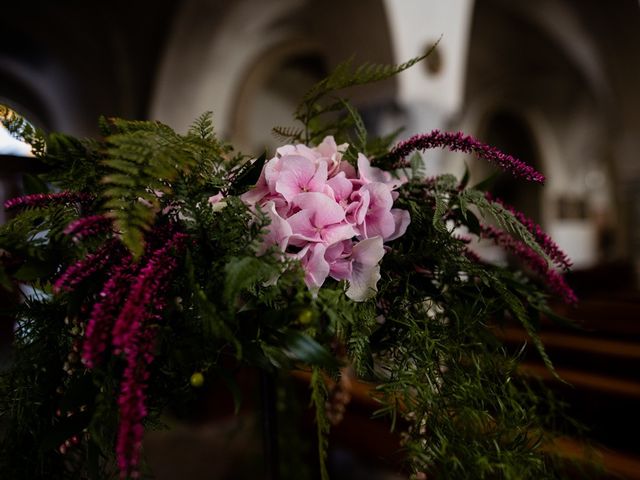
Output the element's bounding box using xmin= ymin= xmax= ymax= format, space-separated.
xmin=295 ymin=39 xmax=440 ymax=143
xmin=297 ymin=39 xmax=440 ymax=117
xmin=188 ymin=111 xmax=216 ymax=141
xmin=100 ymin=122 xmax=200 ymax=256
xmin=492 ymin=279 xmax=560 ymax=380
xmin=340 ymin=100 xmax=367 ymax=153
xmin=461 ymin=189 xmax=552 ymax=265
xmin=271 ymin=126 xmax=304 ymax=143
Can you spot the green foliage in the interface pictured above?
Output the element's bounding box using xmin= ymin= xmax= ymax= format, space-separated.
xmin=0 ymin=55 xmax=580 ymax=480
xmin=295 ymin=41 xmax=439 ymax=143
xmin=102 ymin=119 xmax=198 ymax=257
xmin=459 ymin=189 xmax=552 ymax=264
xmin=270 ymin=39 xmax=440 ymax=149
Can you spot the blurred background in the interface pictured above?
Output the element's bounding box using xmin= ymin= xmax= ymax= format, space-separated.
xmin=1 ymin=0 xmax=639 ymax=478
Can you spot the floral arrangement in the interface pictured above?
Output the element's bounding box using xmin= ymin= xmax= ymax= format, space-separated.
xmin=0 ymin=56 xmax=576 ymax=480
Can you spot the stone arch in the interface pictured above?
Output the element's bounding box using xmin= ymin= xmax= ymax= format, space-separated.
xmin=149 ymin=0 xmax=395 ymax=142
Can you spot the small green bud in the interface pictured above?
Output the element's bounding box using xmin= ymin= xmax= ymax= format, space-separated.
xmin=190 ymin=372 xmax=205 ymax=388
xmin=297 ymin=309 xmax=314 ymax=325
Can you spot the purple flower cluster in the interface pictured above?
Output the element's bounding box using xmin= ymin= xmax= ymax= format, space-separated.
xmin=480 ymin=225 xmax=577 ymax=304
xmin=109 ymin=232 xmax=187 ymax=478
xmin=4 ymin=191 xmax=93 ymax=211
xmin=81 ymin=256 xmax=133 ymax=368
xmin=54 ymin=224 xmax=187 ymax=478
xmin=115 ymin=326 xmax=156 ymax=480
xmin=387 ymin=130 xmax=545 ymax=183
xmin=53 ymin=238 xmax=124 ymax=293
xmin=241 ymin=136 xmax=410 ymax=301
xmin=486 ymin=194 xmax=572 ymax=271
xmin=64 ymin=215 xmax=114 ymax=242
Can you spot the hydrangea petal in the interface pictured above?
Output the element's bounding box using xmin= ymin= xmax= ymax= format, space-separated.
xmin=257 ymin=201 xmax=293 ymax=255
xmin=345 ymin=236 xmax=385 ymax=301
xmin=387 ymin=208 xmax=411 ymax=241
xmin=292 ymin=192 xmax=345 ymax=227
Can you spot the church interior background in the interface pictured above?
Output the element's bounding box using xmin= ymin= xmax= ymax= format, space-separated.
xmin=1 ymin=0 xmax=639 ymax=478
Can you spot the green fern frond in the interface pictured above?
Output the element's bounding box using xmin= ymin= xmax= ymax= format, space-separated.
xmin=340 ymin=100 xmax=367 ymax=153
xmin=294 ymin=39 xmax=440 ymax=144
xmin=460 ymin=189 xmax=552 ymax=265
xmin=492 ymin=278 xmax=559 ymax=380
xmin=272 ymin=126 xmax=304 ymax=143
xmin=101 ymin=122 xmax=198 ymax=257
xmin=44 ymin=134 xmax=105 ymax=191
xmin=299 ymin=42 xmax=439 ymax=111
xmin=188 ymin=111 xmax=216 ymax=142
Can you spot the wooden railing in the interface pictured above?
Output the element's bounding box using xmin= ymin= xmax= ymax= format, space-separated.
xmin=289 ymin=287 xmax=640 ymax=479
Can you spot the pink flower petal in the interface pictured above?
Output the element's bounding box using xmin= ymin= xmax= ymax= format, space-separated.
xmin=387 ymin=208 xmax=411 ymax=241
xmin=292 ymin=192 xmax=345 ymax=227
xmin=287 ymin=210 xmax=320 ymax=243
xmin=327 ymin=172 xmax=353 ymax=204
xmin=322 ymin=223 xmax=357 ymax=245
xmin=264 ymin=156 xmax=284 ymax=193
xmin=351 ymin=236 xmax=385 ymax=266
xmin=361 ymin=182 xmax=394 ymax=212
xmin=329 ymin=258 xmax=352 ymax=280
xmin=357 ymin=153 xmax=405 ymax=189
xmin=346 ymin=236 xmax=385 ymax=301
xmin=257 ymin=201 xmax=293 ymax=255
xmin=316 ymin=136 xmax=348 ymax=175
xmin=275 ymin=155 xmax=321 ymax=201
xmin=298 ymin=244 xmax=330 ymax=293
xmin=338 ymin=160 xmax=357 ymax=179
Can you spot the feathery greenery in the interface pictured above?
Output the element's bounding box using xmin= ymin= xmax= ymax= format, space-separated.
xmin=0 ymin=51 xmax=582 ymax=480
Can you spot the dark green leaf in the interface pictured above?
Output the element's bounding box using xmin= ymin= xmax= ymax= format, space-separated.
xmin=282 ymin=331 xmax=338 ymax=369
xmin=22 ymin=173 xmax=49 ymax=194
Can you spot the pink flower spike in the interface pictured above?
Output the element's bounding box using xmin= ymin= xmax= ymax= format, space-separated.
xmin=64 ymin=215 xmax=113 ymax=242
xmin=388 ymin=130 xmax=545 ymax=183
xmin=4 ymin=191 xmax=93 ymax=211
xmin=346 ymin=236 xmax=385 ymax=301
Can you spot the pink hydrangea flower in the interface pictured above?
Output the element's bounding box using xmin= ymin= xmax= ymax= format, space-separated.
xmin=242 ymin=136 xmax=410 ymax=301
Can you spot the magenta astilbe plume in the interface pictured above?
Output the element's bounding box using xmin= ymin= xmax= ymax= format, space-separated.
xmin=53 ymin=238 xmax=124 ymax=294
xmin=64 ymin=215 xmax=114 ymax=242
xmin=387 ymin=130 xmax=545 ymax=183
xmin=485 ymin=194 xmax=572 ymax=271
xmin=81 ymin=256 xmax=133 ymax=368
xmin=111 ymin=231 xmax=188 ymax=478
xmin=4 ymin=191 xmax=93 ymax=211
xmin=481 ymin=225 xmax=577 ymax=304
xmin=116 ymin=326 xmax=156 ymax=480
